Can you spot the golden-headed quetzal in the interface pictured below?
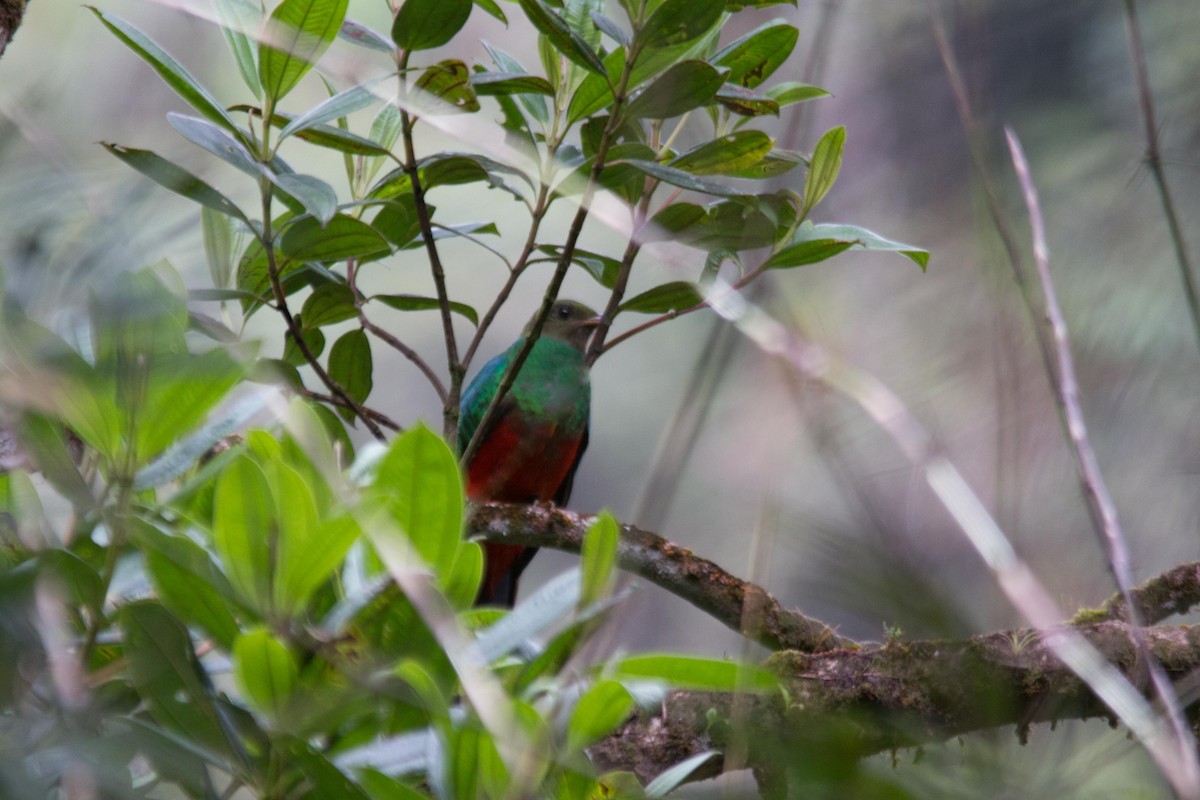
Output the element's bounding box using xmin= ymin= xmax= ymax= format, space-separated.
xmin=459 ymin=300 xmax=600 ymax=606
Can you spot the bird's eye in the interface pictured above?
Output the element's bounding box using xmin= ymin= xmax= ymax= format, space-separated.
xmin=555 ymin=305 xmax=572 ymax=320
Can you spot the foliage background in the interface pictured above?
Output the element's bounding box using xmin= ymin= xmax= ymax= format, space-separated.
xmin=2 ymin=0 xmax=1199 ymax=795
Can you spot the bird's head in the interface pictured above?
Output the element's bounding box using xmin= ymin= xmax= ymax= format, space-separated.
xmin=527 ymin=300 xmax=601 ymax=352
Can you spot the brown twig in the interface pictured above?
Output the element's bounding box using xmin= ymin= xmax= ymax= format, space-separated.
xmin=1083 ymin=562 xmax=1200 ymax=627
xmin=1121 ymin=0 xmax=1200 ymax=355
xmin=466 ymin=502 xmax=852 ymax=653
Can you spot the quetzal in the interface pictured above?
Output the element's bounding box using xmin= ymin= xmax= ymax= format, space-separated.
xmin=459 ymin=300 xmax=600 ymax=607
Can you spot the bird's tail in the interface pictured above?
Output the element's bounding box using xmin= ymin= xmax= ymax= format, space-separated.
xmin=475 ymin=542 xmax=539 ymax=607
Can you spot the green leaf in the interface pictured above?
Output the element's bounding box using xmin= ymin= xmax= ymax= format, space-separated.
xmin=11 ymin=415 xmax=92 ymax=508
xmin=713 ymin=83 xmax=779 ymax=116
xmin=616 ymin=159 xmax=738 ymax=197
xmin=618 ymin=282 xmax=702 ymax=314
xmin=469 ymin=71 xmax=556 ymax=96
xmin=371 ymin=294 xmax=479 ymax=326
xmin=567 ymin=680 xmax=634 ymax=750
xmin=765 ymin=222 xmax=928 ymax=270
xmin=580 ymin=511 xmax=619 ymax=608
xmin=644 ymin=751 xmax=720 ymax=797
xmin=766 ymin=81 xmax=830 ymax=106
xmin=443 ymin=541 xmax=483 ymax=610
xmin=536 ymin=245 xmax=621 ymax=288
xmin=279 ymin=83 xmax=383 ymax=139
xmin=711 ymin=18 xmax=797 ymax=88
xmin=413 ymin=59 xmax=480 ymax=112
xmin=623 ymin=60 xmax=724 ymax=119
xmin=259 ymin=0 xmax=350 ymax=102
xmin=89 ymin=8 xmax=243 ymax=138
xmin=803 ymin=125 xmax=844 ymax=214
xmin=132 ymin=520 xmax=241 ymax=650
xmin=233 ymin=628 xmax=298 ymax=719
xmin=271 ymin=172 xmax=339 ymax=226
xmin=483 ymin=42 xmax=549 ymax=126
xmin=282 ymin=737 xmax=374 ymax=799
xmin=168 ymin=113 xmax=262 ymax=178
xmin=371 ymin=423 xmax=463 ymax=578
xmin=102 ymin=144 xmax=248 ymax=223
xmin=328 ymin=330 xmax=374 ymax=411
xmin=212 ymin=0 xmax=263 ymax=99
xmin=590 ymin=11 xmax=628 ymax=45
xmin=280 ymin=214 xmax=391 ymax=262
xmin=201 ymin=208 xmax=238 ymax=289
xmin=669 ymin=130 xmax=773 ymax=175
xmin=301 ymin=283 xmax=358 ymax=327
xmin=613 ymin=654 xmax=778 ymax=691
xmin=518 ymin=0 xmax=606 ymax=75
xmin=121 ymin=602 xmax=235 ymax=754
xmin=213 ymin=454 xmax=275 ymax=610
xmin=637 ymin=0 xmax=723 ymax=49
xmin=722 ymin=149 xmax=803 ymax=180
xmin=392 ymin=0 xmax=473 ymax=50
xmin=135 ymin=350 xmax=245 ymax=463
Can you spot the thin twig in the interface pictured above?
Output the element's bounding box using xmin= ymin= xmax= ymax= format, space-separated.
xmin=1006 ymin=127 xmax=1199 ymax=789
xmin=1121 ymin=0 xmax=1200 ymax=354
xmin=295 ymin=387 xmax=401 ymax=431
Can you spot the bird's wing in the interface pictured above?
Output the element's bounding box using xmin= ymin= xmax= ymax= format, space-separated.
xmin=552 ymin=422 xmax=588 ymax=506
xmin=458 ymin=351 xmax=515 ymax=454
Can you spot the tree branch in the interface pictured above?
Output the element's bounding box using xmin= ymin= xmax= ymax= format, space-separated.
xmin=590 ymin=621 xmax=1200 ymax=788
xmin=466 ymin=502 xmax=853 ymax=653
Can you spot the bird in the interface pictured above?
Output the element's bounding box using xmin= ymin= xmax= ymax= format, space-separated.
xmin=458 ymin=299 xmax=600 ymax=607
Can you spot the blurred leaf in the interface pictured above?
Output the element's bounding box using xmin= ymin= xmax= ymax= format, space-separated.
xmin=278 ymin=83 xmax=385 ymax=139
xmin=483 ymin=42 xmax=549 ymax=126
xmin=259 ymin=0 xmax=350 ymax=102
xmin=102 ymin=144 xmax=249 ymax=224
xmin=804 ymin=125 xmax=845 ymax=214
xmin=213 ymin=454 xmax=274 ymax=610
xmin=121 ymin=602 xmax=236 ymax=754
xmin=613 ymin=654 xmax=778 ymax=691
xmin=623 ymin=60 xmax=724 ymax=119
xmin=328 ymin=330 xmax=374 ymax=414
xmin=271 ymin=172 xmax=340 ymax=226
xmin=372 ymin=294 xmax=479 ymax=326
xmin=567 ymin=680 xmax=634 ymax=750
xmin=14 ymin=414 xmax=92 ymax=508
xmin=590 ymin=11 xmax=628 ymax=45
xmin=644 ymin=751 xmax=719 ymax=797
xmin=443 ymin=541 xmax=483 ymax=610
xmin=392 ymin=0 xmax=473 ymax=50
xmin=617 ymin=159 xmax=737 ymax=197
xmin=202 ymin=208 xmax=238 ymax=289
xmin=132 ymin=520 xmax=241 ymax=649
xmin=669 ymin=130 xmax=773 ymax=175
xmin=372 ymin=423 xmax=462 ymax=577
xmin=475 ymin=569 xmax=580 ymax=662
xmin=282 ymin=736 xmax=374 ymax=799
xmin=135 ymin=350 xmax=245 ymax=463
xmin=213 ymin=0 xmax=263 ymax=99
xmin=279 ymin=486 xmax=360 ymax=606
xmin=580 ymin=511 xmax=619 ymax=608
xmin=469 ymin=71 xmax=555 ymax=96
xmin=711 ymin=18 xmax=797 ymax=88
xmin=302 ymin=284 xmax=358 ymax=327
xmin=618 ymin=282 xmax=702 ymax=314
xmin=233 ymin=627 xmax=299 ymax=718
xmin=723 ymin=149 xmax=803 ymax=180
xmin=518 ymin=0 xmax=606 ymax=75
xmin=713 ymin=83 xmax=779 ymax=116
xmin=762 ymin=237 xmax=852 ymax=269
xmin=280 ymin=214 xmax=391 ymax=262
xmin=357 ymin=770 xmax=429 ymax=800
xmin=414 ymin=60 xmax=480 ymax=112
xmin=766 ymin=81 xmax=830 ymax=106
xmin=89 ymin=8 xmax=244 ymax=138
xmin=339 ymin=18 xmax=394 ymax=53
xmin=636 ymin=0 xmax=723 ymax=49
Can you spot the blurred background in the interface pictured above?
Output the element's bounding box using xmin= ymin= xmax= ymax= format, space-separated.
xmin=3 ymin=0 xmax=1198 ymax=794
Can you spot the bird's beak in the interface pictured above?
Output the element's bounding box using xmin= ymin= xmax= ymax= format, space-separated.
xmin=580 ymin=315 xmax=603 ymax=329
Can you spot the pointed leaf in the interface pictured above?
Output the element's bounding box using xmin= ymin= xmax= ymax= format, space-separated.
xmin=102 ymin=144 xmax=248 ymax=223
xmin=259 ymin=0 xmax=350 ymax=102
xmin=469 ymin=71 xmax=555 ymax=96
xmin=391 ymin=0 xmax=473 ymax=51
xmin=803 ymin=125 xmax=844 ymax=213
xmin=328 ymin=329 xmax=373 ymax=409
xmin=213 ymin=454 xmax=274 ymax=610
xmin=279 ymin=83 xmax=382 ymax=139
xmin=567 ymin=680 xmax=634 ymax=750
xmin=644 ymin=752 xmax=720 ymax=797
xmin=233 ymin=628 xmax=298 ymax=719
xmin=89 ymin=8 xmax=243 ymax=137
xmin=371 ymin=294 xmax=478 ymax=326
xmin=579 ymin=511 xmax=619 ymax=608
xmin=213 ymin=0 xmax=264 ymax=98
xmin=339 ymin=18 xmax=394 ymax=53
xmin=713 ymin=83 xmax=779 ymax=116
xmin=616 ymin=159 xmax=738 ymax=196
xmin=766 ymin=222 xmax=928 ymax=270
xmin=202 ymin=208 xmax=238 ymax=289
xmin=271 ymin=172 xmax=339 ymax=225
xmin=766 ymin=81 xmax=829 ymax=106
